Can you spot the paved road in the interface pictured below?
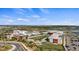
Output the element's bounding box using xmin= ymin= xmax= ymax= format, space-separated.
xmin=0 ymin=42 xmax=27 ymax=51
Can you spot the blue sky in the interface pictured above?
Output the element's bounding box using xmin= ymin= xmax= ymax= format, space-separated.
xmin=0 ymin=8 xmax=79 ymax=25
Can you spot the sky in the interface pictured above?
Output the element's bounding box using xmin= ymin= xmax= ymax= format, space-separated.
xmin=0 ymin=8 xmax=79 ymax=25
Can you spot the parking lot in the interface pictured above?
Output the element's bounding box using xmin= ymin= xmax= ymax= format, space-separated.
xmin=66 ymin=38 xmax=79 ymax=51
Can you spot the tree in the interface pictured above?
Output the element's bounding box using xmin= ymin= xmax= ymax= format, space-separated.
xmin=45 ymin=38 xmax=49 ymax=42
xmin=1 ymin=32 xmax=7 ymax=45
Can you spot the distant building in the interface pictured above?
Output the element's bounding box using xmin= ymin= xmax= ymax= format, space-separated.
xmin=31 ymin=31 xmax=40 ymax=36
xmin=7 ymin=30 xmax=30 ymax=40
xmin=48 ymin=30 xmax=63 ymax=44
xmin=7 ymin=30 xmax=41 ymax=41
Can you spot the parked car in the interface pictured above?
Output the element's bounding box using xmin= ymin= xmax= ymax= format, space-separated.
xmin=71 ymin=43 xmax=75 ymax=46
xmin=73 ymin=47 xmax=76 ymax=50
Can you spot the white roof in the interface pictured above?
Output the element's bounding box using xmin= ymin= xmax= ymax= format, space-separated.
xmin=47 ymin=30 xmax=63 ymax=33
xmin=13 ymin=30 xmax=30 ymax=36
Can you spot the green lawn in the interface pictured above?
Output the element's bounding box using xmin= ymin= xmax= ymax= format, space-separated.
xmin=0 ymin=44 xmax=12 ymax=51
xmin=30 ymin=35 xmax=47 ymax=41
xmin=34 ymin=42 xmax=65 ymax=51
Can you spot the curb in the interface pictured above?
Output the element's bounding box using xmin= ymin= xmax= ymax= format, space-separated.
xmin=8 ymin=45 xmax=16 ymax=51
xmin=19 ymin=42 xmax=32 ymax=51
xmin=63 ymin=45 xmax=68 ymax=51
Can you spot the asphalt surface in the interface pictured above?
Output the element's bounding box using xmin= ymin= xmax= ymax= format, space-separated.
xmin=64 ymin=33 xmax=79 ymax=51
xmin=67 ymin=42 xmax=79 ymax=51
xmin=0 ymin=42 xmax=27 ymax=51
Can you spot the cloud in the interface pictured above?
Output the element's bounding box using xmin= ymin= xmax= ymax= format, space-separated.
xmin=7 ymin=19 xmax=14 ymax=22
xmin=4 ymin=19 xmax=14 ymax=25
xmin=25 ymin=14 xmax=41 ymax=18
xmin=14 ymin=8 xmax=26 ymax=15
xmin=33 ymin=18 xmax=77 ymax=25
xmin=17 ymin=18 xmax=30 ymax=22
xmin=2 ymin=15 xmax=11 ymax=19
xmin=32 ymin=15 xmax=40 ymax=18
xmin=36 ymin=18 xmax=47 ymax=22
xmin=39 ymin=18 xmax=47 ymax=21
xmin=40 ymin=8 xmax=49 ymax=14
xmin=25 ymin=15 xmax=31 ymax=18
xmin=44 ymin=18 xmax=79 ymax=25
xmin=60 ymin=18 xmax=76 ymax=25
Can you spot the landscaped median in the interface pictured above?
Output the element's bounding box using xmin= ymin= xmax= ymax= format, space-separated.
xmin=0 ymin=41 xmax=31 ymax=51
xmin=0 ymin=44 xmax=13 ymax=51
xmin=8 ymin=45 xmax=16 ymax=51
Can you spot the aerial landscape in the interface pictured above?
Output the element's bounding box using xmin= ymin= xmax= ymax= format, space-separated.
xmin=0 ymin=8 xmax=79 ymax=51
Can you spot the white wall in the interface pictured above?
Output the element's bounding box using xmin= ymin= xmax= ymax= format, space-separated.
xmin=58 ymin=37 xmax=62 ymax=44
xmin=48 ymin=36 xmax=53 ymax=42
